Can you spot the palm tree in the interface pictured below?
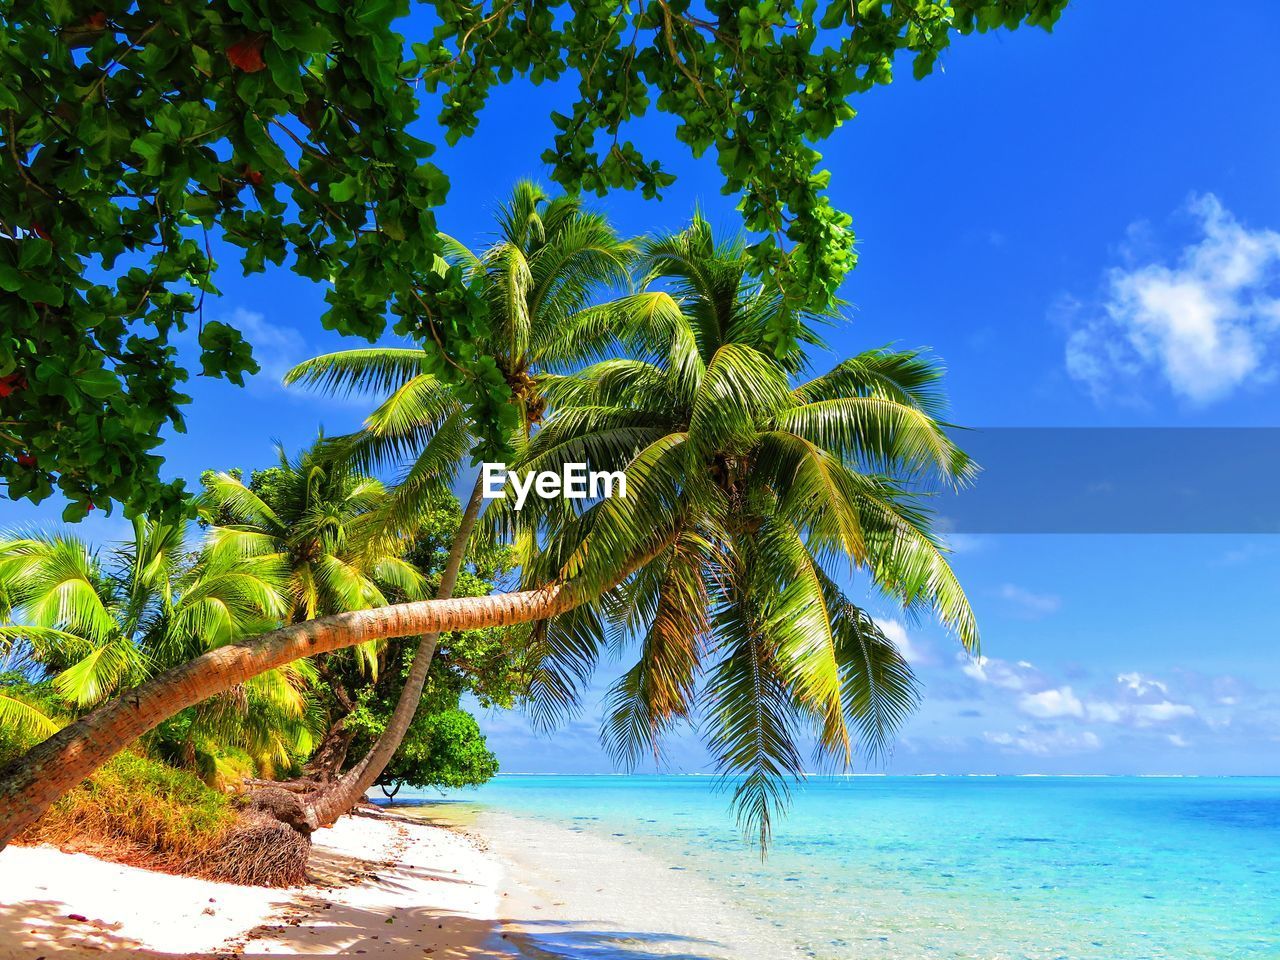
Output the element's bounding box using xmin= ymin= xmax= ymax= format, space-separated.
xmin=0 ymin=540 xmax=662 ymax=847
xmin=0 ymin=519 xmax=311 ymax=782
xmin=282 ymin=181 xmax=644 ymax=824
xmin=0 ymin=218 xmax=978 ymax=850
xmin=0 ymin=680 xmax=58 ymax=759
xmin=283 ymin=180 xmax=638 ymax=526
xmin=198 ymin=442 xmax=428 ymax=778
xmin=504 ymin=215 xmax=977 ymax=844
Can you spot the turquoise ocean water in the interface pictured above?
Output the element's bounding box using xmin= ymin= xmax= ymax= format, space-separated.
xmin=397 ymin=776 xmax=1279 ymax=959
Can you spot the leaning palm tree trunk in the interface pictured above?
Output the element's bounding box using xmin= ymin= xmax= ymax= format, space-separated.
xmin=302 ymin=477 xmax=485 ymax=828
xmin=0 ymin=527 xmax=673 ymax=849
xmin=0 ymin=579 xmax=574 ymax=849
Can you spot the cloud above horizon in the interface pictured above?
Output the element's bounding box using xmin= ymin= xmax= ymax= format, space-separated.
xmin=229 ymin=308 xmax=309 ymax=391
xmin=877 ymin=617 xmax=933 ymax=666
xmin=475 ymin=644 xmax=1276 ymax=773
xmin=1065 ymin=193 xmax=1280 ymax=404
xmin=965 ymin=656 xmax=1200 ymax=729
xmin=934 ymin=653 xmax=1223 ymax=761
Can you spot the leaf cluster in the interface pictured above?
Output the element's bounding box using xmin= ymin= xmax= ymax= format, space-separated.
xmin=1 ymin=0 xmax=1063 ymax=517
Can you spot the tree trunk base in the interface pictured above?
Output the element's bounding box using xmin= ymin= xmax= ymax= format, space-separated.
xmin=303 ymin=723 xmax=356 ymax=782
xmin=238 ymin=786 xmax=316 ymax=836
xmin=187 ymin=786 xmax=318 ymax=886
xmin=195 ymin=810 xmax=311 ymax=886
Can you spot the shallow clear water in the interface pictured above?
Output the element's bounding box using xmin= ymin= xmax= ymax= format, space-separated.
xmin=397 ymin=776 xmax=1280 ymax=959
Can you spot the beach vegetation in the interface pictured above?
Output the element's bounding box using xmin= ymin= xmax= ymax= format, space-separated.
xmin=0 ymin=205 xmax=977 ymax=861
xmin=197 ymin=440 xmax=430 ymax=778
xmin=286 ymin=493 xmax=522 ymax=788
xmin=357 ymin=708 xmax=498 ymax=799
xmin=15 ymin=746 xmax=310 ymax=885
xmin=277 ymin=182 xmax=654 ymax=828
xmin=2 ymin=2 xmax=1064 ymax=519
xmin=16 ymin=750 xmax=235 ymax=873
xmin=0 ymin=520 xmax=317 ymax=780
xmin=0 ymin=674 xmax=60 ymax=766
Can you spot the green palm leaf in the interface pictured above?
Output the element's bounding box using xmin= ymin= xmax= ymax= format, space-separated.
xmin=54 ymin=637 xmax=149 ymax=708
xmin=602 ymin=528 xmax=713 ymax=767
xmin=0 ymin=692 xmax=59 ymax=740
xmin=283 ymin=348 xmax=427 ymax=398
xmin=814 ymin=566 xmax=920 ymax=761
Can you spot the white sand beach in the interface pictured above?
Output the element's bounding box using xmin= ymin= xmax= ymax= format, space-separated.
xmin=441 ymin=807 xmax=803 ymax=959
xmin=0 ymin=810 xmax=517 ymax=959
xmin=0 ymin=801 xmax=799 ymax=960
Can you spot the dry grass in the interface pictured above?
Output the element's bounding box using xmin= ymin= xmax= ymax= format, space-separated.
xmin=193 ymin=812 xmax=311 ymax=886
xmin=18 ymin=751 xmax=235 ymax=868
xmin=16 ymin=751 xmax=311 ymax=886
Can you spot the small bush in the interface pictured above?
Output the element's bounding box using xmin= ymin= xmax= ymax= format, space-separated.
xmin=18 ymin=750 xmax=236 ymax=871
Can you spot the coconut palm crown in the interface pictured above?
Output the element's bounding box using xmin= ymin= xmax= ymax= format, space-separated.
xmin=197 ymin=441 xmax=429 ymax=666
xmin=507 ymin=215 xmax=979 ymax=846
xmin=0 ymin=519 xmax=313 ymax=781
xmin=281 ymin=181 xmax=641 ymax=528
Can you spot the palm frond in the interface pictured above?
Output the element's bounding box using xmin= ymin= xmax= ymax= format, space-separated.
xmin=814 ymin=566 xmax=920 ymax=762
xmin=776 ymin=396 xmax=974 ymax=483
xmin=199 ymin=472 xmax=283 ymax=533
xmin=703 ymin=588 xmax=806 ymax=852
xmin=283 ymin=348 xmax=427 ymax=397
xmin=793 ymin=348 xmax=951 ymax=417
xmin=54 ymin=637 xmax=149 ymax=707
xmin=601 ymin=528 xmax=713 ymax=767
xmin=0 ymin=691 xmax=59 ymax=740
xmin=523 ymin=598 xmax=611 ymax=732
xmin=688 ymin=344 xmax=791 ymax=457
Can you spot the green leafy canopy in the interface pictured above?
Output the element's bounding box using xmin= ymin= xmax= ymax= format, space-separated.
xmin=0 ymin=0 xmax=1065 ymax=519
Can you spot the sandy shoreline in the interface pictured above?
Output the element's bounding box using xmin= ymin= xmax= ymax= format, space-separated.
xmin=1 ymin=802 xmax=794 ymax=959
xmin=408 ymin=803 xmax=803 ymax=959
xmin=0 ymin=809 xmax=519 ymax=959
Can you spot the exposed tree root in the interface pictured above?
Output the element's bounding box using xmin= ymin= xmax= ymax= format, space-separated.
xmin=194 ymin=810 xmax=311 ymax=886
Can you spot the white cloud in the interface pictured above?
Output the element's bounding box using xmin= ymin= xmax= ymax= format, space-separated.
xmin=1019 ymin=686 xmax=1084 ymax=719
xmin=1083 ymin=689 xmax=1196 ymax=728
xmin=968 ymin=664 xmax=1201 ymax=730
xmin=1131 ymin=701 xmax=1197 ymax=725
xmin=1094 ymin=672 xmax=1197 ymax=727
xmin=996 ymin=584 xmax=1061 ymax=619
xmin=956 ymin=654 xmax=1205 ymax=759
xmin=1167 ymin=734 xmax=1191 ymax=748
xmin=1117 ymin=672 xmax=1169 ymax=697
xmin=226 ymin=308 xmax=309 ymax=391
xmin=877 ymin=618 xmax=932 ymax=666
xmin=983 ymin=727 xmax=1101 ymax=756
xmin=961 ymin=655 xmax=1041 ymax=692
xmin=1085 ymin=701 xmax=1124 ymax=724
xmin=1066 ymin=193 xmax=1280 ymax=404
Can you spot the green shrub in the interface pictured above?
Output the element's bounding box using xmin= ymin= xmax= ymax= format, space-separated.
xmin=18 ymin=750 xmax=236 ymax=870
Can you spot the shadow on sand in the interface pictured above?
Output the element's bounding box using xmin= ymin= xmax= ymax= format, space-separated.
xmin=0 ymin=898 xmax=730 ymax=960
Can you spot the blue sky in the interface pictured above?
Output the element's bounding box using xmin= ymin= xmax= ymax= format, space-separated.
xmin=7 ymin=1 xmax=1280 ymax=774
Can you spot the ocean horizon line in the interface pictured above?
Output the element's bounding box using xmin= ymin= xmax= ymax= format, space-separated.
xmin=456 ymin=771 xmax=1280 ymax=780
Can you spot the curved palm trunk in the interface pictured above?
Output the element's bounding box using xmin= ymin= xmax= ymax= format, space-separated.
xmin=0 ymin=580 xmax=569 ymax=848
xmin=302 ymin=721 xmax=357 ymax=781
xmin=303 ymin=477 xmax=485 ymax=828
xmin=0 ymin=535 xmax=668 ymax=850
